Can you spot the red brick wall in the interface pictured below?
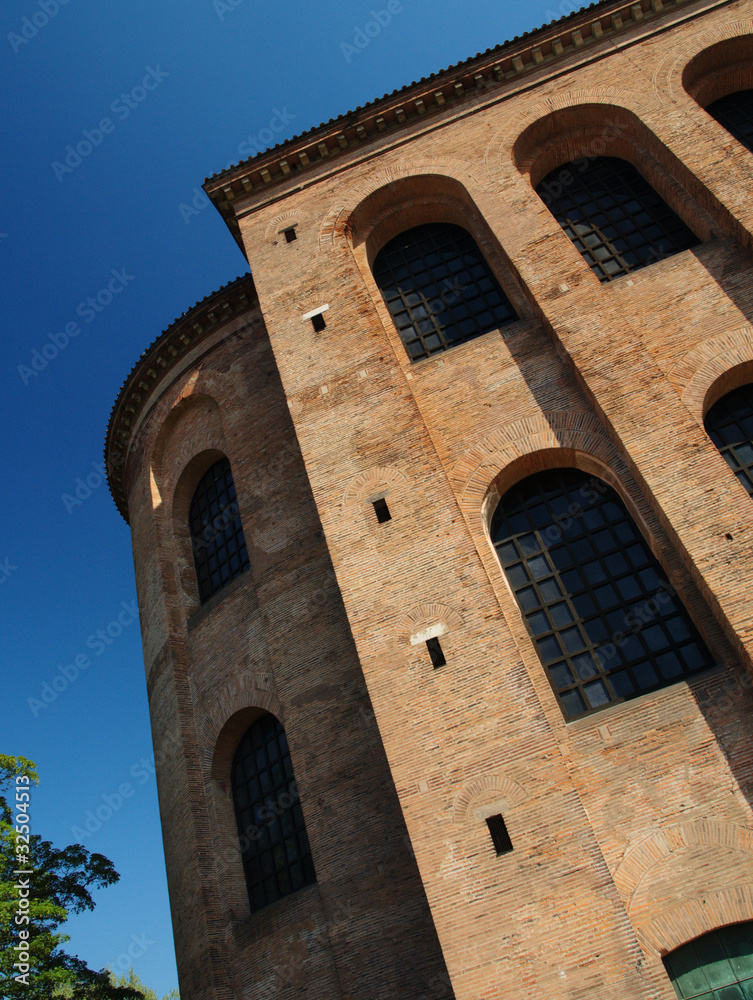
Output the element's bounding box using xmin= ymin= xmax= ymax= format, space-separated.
xmin=112 ymin=2 xmax=753 ymax=998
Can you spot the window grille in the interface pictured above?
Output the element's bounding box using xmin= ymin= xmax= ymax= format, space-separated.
xmin=372 ymin=222 xmax=518 ymax=361
xmin=232 ymin=714 xmax=316 ymax=913
xmin=491 ymin=469 xmax=714 ymax=720
xmin=707 ymin=89 xmax=753 ymax=153
xmin=536 ymin=156 xmax=699 ymax=282
xmin=189 ymin=457 xmax=250 ymax=604
xmin=664 ymin=922 xmax=753 ymax=1000
xmin=704 ymin=384 xmax=753 ymax=498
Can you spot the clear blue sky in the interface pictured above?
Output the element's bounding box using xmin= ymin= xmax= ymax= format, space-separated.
xmin=1 ymin=0 xmax=579 ymax=993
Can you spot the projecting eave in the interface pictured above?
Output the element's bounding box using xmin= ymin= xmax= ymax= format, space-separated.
xmin=105 ymin=273 xmax=258 ymax=522
xmin=203 ymin=0 xmax=706 ymax=245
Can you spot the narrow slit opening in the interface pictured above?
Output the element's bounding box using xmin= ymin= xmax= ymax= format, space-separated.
xmin=311 ymin=313 xmax=326 ymax=332
xmin=373 ymin=498 xmax=391 ymax=523
xmin=486 ymin=814 xmax=513 ymax=856
xmin=426 ymin=637 xmax=446 ymax=668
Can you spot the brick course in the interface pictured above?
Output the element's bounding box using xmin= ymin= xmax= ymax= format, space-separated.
xmin=106 ymin=1 xmax=753 ymax=996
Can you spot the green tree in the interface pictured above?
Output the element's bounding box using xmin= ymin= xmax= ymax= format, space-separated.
xmin=0 ymin=754 xmax=143 ymax=999
xmin=109 ymin=967 xmax=179 ymax=1000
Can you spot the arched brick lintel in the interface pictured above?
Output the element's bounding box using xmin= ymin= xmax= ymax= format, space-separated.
xmin=317 ymin=160 xmax=491 ymax=255
xmin=202 ymin=675 xmax=285 ymax=781
xmin=658 ymin=19 xmax=753 ymax=104
xmin=450 ymin=412 xmax=627 ymax=526
xmin=669 ymin=324 xmax=753 ymax=420
xmin=615 ymin=820 xmax=753 ymax=899
xmin=451 ymin=773 xmax=527 ymax=826
xmin=637 ymin=885 xmax=753 ymax=957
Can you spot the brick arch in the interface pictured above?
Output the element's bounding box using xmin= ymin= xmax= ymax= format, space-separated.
xmin=342 ymin=465 xmax=409 ymax=506
xmin=668 ymin=324 xmax=753 ymax=419
xmin=317 ymin=159 xmax=491 ymax=256
xmin=450 ymin=411 xmax=626 ymax=521
xmin=264 ymin=207 xmax=310 ymax=242
xmin=148 ymin=365 xmax=247 ymax=510
xmin=202 ymin=674 xmax=284 ymax=780
xmin=637 ymin=887 xmax=753 ymax=956
xmin=655 ymin=19 xmax=753 ymax=104
xmin=485 ymin=89 xmax=661 ymax=179
xmin=395 ymin=602 xmax=464 ymax=651
xmin=614 ymin=820 xmax=753 ymax=898
xmin=613 ymin=820 xmax=753 ymax=954
xmin=451 ymin=773 xmax=527 ymax=825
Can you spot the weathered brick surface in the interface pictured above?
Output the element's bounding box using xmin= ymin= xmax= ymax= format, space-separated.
xmin=107 ymin=1 xmax=753 ymax=998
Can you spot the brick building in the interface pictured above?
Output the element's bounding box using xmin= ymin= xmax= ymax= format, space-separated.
xmin=105 ymin=0 xmax=753 ymax=996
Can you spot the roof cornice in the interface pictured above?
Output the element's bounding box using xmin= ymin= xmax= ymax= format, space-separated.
xmin=204 ymin=0 xmax=727 ymax=246
xmin=105 ymin=273 xmax=258 ymax=522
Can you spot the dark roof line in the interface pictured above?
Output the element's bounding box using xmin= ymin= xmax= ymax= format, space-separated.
xmin=204 ymin=1 xmax=607 ymax=183
xmin=104 ymin=272 xmax=257 ymax=520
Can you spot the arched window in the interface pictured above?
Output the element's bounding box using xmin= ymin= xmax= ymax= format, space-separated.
xmin=704 ymin=384 xmax=753 ymax=498
xmin=491 ymin=469 xmax=714 ymax=719
xmin=372 ymin=222 xmax=518 ymax=361
xmin=663 ymin=922 xmax=753 ymax=1000
xmin=535 ymin=156 xmax=699 ymax=282
xmin=707 ymin=89 xmax=753 ymax=152
xmin=189 ymin=457 xmax=250 ymax=604
xmin=231 ymin=714 xmax=316 ymax=912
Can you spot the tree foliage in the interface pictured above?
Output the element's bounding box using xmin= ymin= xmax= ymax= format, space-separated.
xmin=0 ymin=754 xmax=145 ymax=999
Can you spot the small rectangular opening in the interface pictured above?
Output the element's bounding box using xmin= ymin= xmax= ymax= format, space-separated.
xmin=311 ymin=312 xmax=326 ymax=332
xmin=486 ymin=814 xmax=513 ymax=856
xmin=426 ymin=637 xmax=446 ymax=668
xmin=283 ymin=226 xmax=297 ymax=243
xmin=372 ymin=498 xmax=391 ymax=523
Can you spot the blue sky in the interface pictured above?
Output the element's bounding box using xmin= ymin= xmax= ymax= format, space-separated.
xmin=1 ymin=0 xmax=579 ymax=993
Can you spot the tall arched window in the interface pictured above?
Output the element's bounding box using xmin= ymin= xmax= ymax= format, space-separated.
xmin=232 ymin=714 xmax=316 ymax=912
xmin=704 ymin=384 xmax=753 ymax=498
xmin=189 ymin=457 xmax=250 ymax=604
xmin=663 ymin=922 xmax=753 ymax=1000
xmin=491 ymin=469 xmax=714 ymax=719
xmin=372 ymin=222 xmax=518 ymax=361
xmin=707 ymin=90 xmax=753 ymax=153
xmin=535 ymin=156 xmax=700 ymax=282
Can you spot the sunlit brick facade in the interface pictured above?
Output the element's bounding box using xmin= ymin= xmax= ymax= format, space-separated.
xmin=106 ymin=0 xmax=753 ymax=997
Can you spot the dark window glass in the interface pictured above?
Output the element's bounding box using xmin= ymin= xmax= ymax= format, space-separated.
xmin=372 ymin=222 xmax=518 ymax=361
xmin=705 ymin=384 xmax=753 ymax=498
xmin=707 ymin=89 xmax=753 ymax=153
xmin=664 ymin=923 xmax=753 ymax=1000
xmin=232 ymin=714 xmax=316 ymax=912
xmin=536 ymin=157 xmax=700 ymax=282
xmin=491 ymin=469 xmax=715 ymax=720
xmin=189 ymin=457 xmax=250 ymax=604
